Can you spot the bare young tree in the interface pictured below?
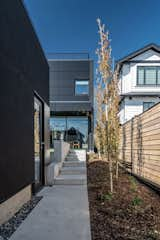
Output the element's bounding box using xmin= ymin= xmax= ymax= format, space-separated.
xmin=95 ymin=18 xmax=111 ymax=157
xmin=95 ymin=18 xmax=120 ymax=192
xmin=107 ymin=70 xmax=120 ymax=183
xmin=94 ymin=82 xmax=104 ymax=158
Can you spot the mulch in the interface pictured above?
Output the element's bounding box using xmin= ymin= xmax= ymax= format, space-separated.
xmin=87 ymin=159 xmax=160 ymax=240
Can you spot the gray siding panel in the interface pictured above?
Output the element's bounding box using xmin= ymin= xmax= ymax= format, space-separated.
xmin=50 ymin=102 xmax=92 ymax=112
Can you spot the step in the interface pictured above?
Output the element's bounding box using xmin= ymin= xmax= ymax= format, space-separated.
xmin=66 ymin=153 xmax=86 ymax=157
xmin=61 ymin=166 xmax=86 ymax=175
xmin=67 ymin=152 xmax=86 ymax=156
xmin=69 ymin=149 xmax=86 ymax=152
xmin=63 ymin=161 xmax=86 ymax=167
xmin=68 ymin=152 xmax=86 ymax=156
xmin=54 ymin=174 xmax=86 ymax=185
xmin=65 ymin=157 xmax=86 ymax=161
xmin=65 ymin=155 xmax=80 ymax=160
xmin=66 ymin=155 xmax=86 ymax=159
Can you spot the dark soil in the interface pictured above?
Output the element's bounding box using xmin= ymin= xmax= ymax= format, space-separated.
xmin=87 ymin=159 xmax=160 ymax=240
xmin=0 ymin=196 xmax=42 ymax=240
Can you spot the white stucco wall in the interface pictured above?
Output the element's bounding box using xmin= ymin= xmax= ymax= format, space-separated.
xmin=120 ymin=96 xmax=160 ymax=124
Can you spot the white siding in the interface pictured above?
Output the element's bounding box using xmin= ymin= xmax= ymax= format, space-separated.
xmin=119 ymin=48 xmax=160 ymax=124
xmin=120 ymin=49 xmax=160 ymax=95
xmin=132 ymin=49 xmax=160 ymax=61
xmin=120 ymin=96 xmax=160 ymax=124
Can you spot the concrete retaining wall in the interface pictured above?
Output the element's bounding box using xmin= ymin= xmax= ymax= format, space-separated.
xmin=45 ymin=140 xmax=70 ymax=185
xmin=53 ymin=140 xmax=70 ymax=163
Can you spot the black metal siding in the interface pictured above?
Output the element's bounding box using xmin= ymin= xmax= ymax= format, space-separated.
xmin=49 ymin=60 xmax=93 ymax=112
xmin=0 ymin=0 xmax=49 ymax=202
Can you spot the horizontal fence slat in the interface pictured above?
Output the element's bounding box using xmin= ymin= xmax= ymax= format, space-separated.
xmin=119 ymin=102 xmax=160 ymax=188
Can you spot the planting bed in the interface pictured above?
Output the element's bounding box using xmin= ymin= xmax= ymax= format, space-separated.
xmin=87 ymin=159 xmax=160 ymax=240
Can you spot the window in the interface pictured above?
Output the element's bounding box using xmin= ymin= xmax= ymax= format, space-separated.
xmin=137 ymin=66 xmax=160 ymax=85
xmin=50 ymin=117 xmax=88 ymax=149
xmin=75 ymin=80 xmax=89 ymax=95
xmin=143 ymin=102 xmax=155 ymax=112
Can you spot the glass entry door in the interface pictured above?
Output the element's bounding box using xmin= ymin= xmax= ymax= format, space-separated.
xmin=34 ymin=97 xmax=43 ymax=190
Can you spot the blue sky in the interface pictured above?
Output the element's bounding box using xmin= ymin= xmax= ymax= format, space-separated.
xmin=24 ymin=0 xmax=160 ymax=62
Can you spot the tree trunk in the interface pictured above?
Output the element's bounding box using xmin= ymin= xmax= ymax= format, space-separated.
xmin=98 ymin=150 xmax=101 ymax=159
xmin=116 ymin=160 xmax=119 ymax=179
xmin=108 ymin=152 xmax=113 ymax=193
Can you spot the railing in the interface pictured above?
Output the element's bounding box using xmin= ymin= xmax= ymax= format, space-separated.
xmin=46 ymin=52 xmax=90 ymax=60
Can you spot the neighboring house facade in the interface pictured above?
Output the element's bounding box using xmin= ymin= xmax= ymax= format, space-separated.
xmin=48 ymin=54 xmax=94 ymax=151
xmin=0 ymin=0 xmax=50 ymax=224
xmin=116 ymin=44 xmax=160 ymax=124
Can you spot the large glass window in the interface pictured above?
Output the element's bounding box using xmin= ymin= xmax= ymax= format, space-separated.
xmin=75 ymin=80 xmax=89 ymax=95
xmin=67 ymin=117 xmax=88 ymax=145
xmin=143 ymin=102 xmax=155 ymax=112
xmin=50 ymin=117 xmax=66 ymax=145
xmin=137 ymin=66 xmax=160 ymax=85
xmin=50 ymin=116 xmax=88 ymax=149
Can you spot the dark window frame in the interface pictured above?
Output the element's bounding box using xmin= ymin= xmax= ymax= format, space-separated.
xmin=74 ymin=79 xmax=89 ymax=96
xmin=137 ymin=66 xmax=160 ymax=85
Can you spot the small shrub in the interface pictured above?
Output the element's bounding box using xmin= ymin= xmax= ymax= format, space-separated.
xmin=131 ymin=196 xmax=143 ymax=206
xmin=97 ymin=192 xmax=113 ymax=201
xmin=103 ymin=192 xmax=113 ymax=201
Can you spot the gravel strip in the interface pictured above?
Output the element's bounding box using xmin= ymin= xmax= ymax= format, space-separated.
xmin=0 ymin=196 xmax=42 ymax=240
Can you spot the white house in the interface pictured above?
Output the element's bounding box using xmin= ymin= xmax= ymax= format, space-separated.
xmin=116 ymin=43 xmax=160 ymax=124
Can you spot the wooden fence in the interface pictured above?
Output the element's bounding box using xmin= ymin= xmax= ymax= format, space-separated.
xmin=119 ymin=102 xmax=160 ymax=186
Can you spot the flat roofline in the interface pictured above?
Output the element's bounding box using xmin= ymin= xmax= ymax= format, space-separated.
xmin=48 ymin=59 xmax=93 ymax=61
xmin=46 ymin=52 xmax=90 ymax=60
xmin=50 ymin=100 xmax=92 ymax=103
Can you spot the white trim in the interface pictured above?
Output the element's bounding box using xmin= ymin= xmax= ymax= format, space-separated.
xmin=76 ymin=80 xmax=89 ymax=85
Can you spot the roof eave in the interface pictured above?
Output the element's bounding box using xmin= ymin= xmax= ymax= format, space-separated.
xmin=116 ymin=43 xmax=160 ymax=72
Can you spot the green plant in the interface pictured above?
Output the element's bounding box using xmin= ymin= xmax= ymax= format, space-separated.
xmin=97 ymin=192 xmax=113 ymax=201
xmin=103 ymin=192 xmax=113 ymax=201
xmin=131 ymin=196 xmax=143 ymax=206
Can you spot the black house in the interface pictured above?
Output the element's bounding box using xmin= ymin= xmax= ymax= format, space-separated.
xmin=0 ymin=0 xmax=50 ymax=223
xmin=48 ymin=53 xmax=94 ymax=151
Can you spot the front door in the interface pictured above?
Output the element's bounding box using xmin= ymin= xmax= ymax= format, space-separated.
xmin=34 ymin=97 xmax=44 ymax=191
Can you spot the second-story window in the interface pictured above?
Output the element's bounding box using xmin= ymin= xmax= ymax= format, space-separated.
xmin=137 ymin=66 xmax=160 ymax=85
xmin=75 ymin=80 xmax=89 ymax=95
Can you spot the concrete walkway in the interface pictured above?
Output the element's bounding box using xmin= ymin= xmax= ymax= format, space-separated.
xmin=10 ymin=162 xmax=91 ymax=240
